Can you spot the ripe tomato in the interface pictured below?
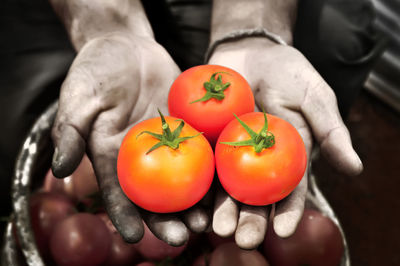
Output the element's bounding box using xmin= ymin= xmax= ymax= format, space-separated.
xmin=97 ymin=213 xmax=139 ymax=265
xmin=134 ymin=223 xmax=187 ymax=261
xmin=30 ymin=192 xmax=76 ymax=261
xmin=117 ymin=111 xmax=214 ymax=213
xmin=215 ymin=112 xmax=307 ymax=206
xmin=50 ymin=213 xmax=111 ymax=266
xmin=263 ymin=209 xmax=344 ymax=266
xmin=43 ymin=154 xmax=98 ymax=203
xmin=168 ymin=65 xmax=255 ymax=145
xmin=209 ymin=242 xmax=269 ymax=266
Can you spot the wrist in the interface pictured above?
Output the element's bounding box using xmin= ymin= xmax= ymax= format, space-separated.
xmin=210 ymin=0 xmax=297 ymax=46
xmin=206 ymin=28 xmax=286 ymax=63
xmin=50 ymin=0 xmax=154 ymax=51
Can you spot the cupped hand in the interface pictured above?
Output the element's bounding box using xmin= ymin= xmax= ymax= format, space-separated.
xmin=208 ymin=37 xmax=362 ymax=249
xmin=51 ymin=33 xmax=210 ymax=246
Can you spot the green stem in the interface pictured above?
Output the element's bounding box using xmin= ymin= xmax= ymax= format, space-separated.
xmin=220 ymin=111 xmax=276 ymax=153
xmin=138 ymin=109 xmax=202 ymax=154
xmin=190 ymin=72 xmax=231 ymax=104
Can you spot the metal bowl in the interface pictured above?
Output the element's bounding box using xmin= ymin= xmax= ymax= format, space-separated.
xmin=2 ymin=102 xmax=350 ymax=266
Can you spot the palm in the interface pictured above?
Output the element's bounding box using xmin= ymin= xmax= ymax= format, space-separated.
xmin=209 ymin=38 xmax=361 ymax=248
xmin=52 ymin=34 xmax=202 ymax=245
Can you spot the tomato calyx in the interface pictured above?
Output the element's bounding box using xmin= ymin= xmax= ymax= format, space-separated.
xmin=220 ymin=112 xmax=275 ymax=153
xmin=137 ymin=109 xmax=202 ymax=154
xmin=190 ymin=72 xmax=231 ymax=103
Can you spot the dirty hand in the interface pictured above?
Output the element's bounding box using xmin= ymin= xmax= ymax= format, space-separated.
xmin=51 ymin=34 xmax=210 ymax=246
xmin=209 ymin=37 xmax=363 ymax=249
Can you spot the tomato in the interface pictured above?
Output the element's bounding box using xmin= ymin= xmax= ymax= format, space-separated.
xmin=43 ymin=154 xmax=98 ymax=203
xmin=209 ymin=242 xmax=269 ymax=266
xmin=192 ymin=253 xmax=210 ymax=266
xmin=117 ymin=111 xmax=214 ymax=213
xmin=134 ymin=223 xmax=187 ymax=261
xmin=263 ymin=209 xmax=344 ymax=266
xmin=168 ymin=65 xmax=255 ymax=145
xmin=136 ymin=262 xmax=155 ymax=266
xmin=207 ymin=231 xmax=234 ymax=249
xmin=215 ymin=112 xmax=307 ymax=206
xmin=98 ymin=213 xmax=139 ymax=265
xmin=50 ymin=213 xmax=111 ymax=266
xmin=29 ymin=191 xmax=76 ymax=261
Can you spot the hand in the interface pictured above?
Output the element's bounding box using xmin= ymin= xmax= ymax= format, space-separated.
xmin=51 ymin=33 xmax=210 ymax=246
xmin=208 ymin=37 xmax=363 ymax=249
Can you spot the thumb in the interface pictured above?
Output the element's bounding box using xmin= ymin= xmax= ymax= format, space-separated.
xmin=51 ymin=71 xmax=101 ymax=178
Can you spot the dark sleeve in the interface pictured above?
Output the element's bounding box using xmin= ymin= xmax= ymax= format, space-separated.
xmin=294 ymin=0 xmax=387 ymax=117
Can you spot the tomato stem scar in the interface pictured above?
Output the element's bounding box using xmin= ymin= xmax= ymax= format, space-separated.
xmin=220 ymin=111 xmax=275 ymax=153
xmin=137 ymin=109 xmax=202 ymax=154
xmin=190 ymin=72 xmax=231 ymax=103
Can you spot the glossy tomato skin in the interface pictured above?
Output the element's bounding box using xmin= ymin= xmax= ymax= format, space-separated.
xmin=134 ymin=223 xmax=187 ymax=261
xmin=97 ymin=213 xmax=139 ymax=266
xmin=263 ymin=209 xmax=344 ymax=266
xmin=168 ymin=65 xmax=255 ymax=145
xmin=50 ymin=213 xmax=111 ymax=266
xmin=30 ymin=192 xmax=76 ymax=260
xmin=209 ymin=242 xmax=269 ymax=266
xmin=215 ymin=112 xmax=307 ymax=206
xmin=43 ymin=154 xmax=98 ymax=203
xmin=117 ymin=116 xmax=214 ymax=213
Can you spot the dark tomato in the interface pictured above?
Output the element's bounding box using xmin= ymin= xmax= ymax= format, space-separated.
xmin=43 ymin=154 xmax=98 ymax=203
xmin=134 ymin=223 xmax=187 ymax=261
xmin=263 ymin=209 xmax=344 ymax=266
xmin=98 ymin=213 xmax=139 ymax=266
xmin=29 ymin=191 xmax=76 ymax=260
xmin=50 ymin=213 xmax=111 ymax=266
xmin=209 ymin=242 xmax=269 ymax=266
xmin=206 ymin=231 xmax=234 ymax=249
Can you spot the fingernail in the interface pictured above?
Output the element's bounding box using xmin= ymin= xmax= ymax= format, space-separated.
xmin=52 ymin=147 xmax=59 ymax=165
xmin=51 ymin=147 xmax=64 ymax=178
xmin=356 ymin=155 xmax=363 ymax=175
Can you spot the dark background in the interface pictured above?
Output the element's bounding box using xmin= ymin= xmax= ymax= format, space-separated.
xmin=315 ymin=91 xmax=400 ymax=266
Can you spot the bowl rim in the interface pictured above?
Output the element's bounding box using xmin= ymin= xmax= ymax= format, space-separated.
xmin=8 ymin=101 xmax=350 ymax=266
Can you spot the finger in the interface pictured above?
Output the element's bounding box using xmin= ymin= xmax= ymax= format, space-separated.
xmin=213 ymin=188 xmax=239 ymax=237
xmin=91 ymin=143 xmax=144 ymax=243
xmin=182 ymin=190 xmax=213 ymax=233
xmin=235 ymin=205 xmax=269 ymax=250
xmin=252 ymin=107 xmax=311 ymax=238
xmin=143 ymin=212 xmax=189 ymax=247
xmin=88 ymin=112 xmax=145 ymax=243
xmin=273 ymin=175 xmax=307 ymax=238
xmin=51 ymin=70 xmax=101 ymax=178
xmin=183 ymin=207 xmax=210 ymax=233
xmin=301 ymin=79 xmax=362 ymax=176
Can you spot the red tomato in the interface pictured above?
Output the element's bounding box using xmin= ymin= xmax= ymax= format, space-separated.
xmin=29 ymin=192 xmax=76 ymax=261
xmin=43 ymin=154 xmax=98 ymax=203
xmin=168 ymin=65 xmax=255 ymax=145
xmin=215 ymin=112 xmax=307 ymax=206
xmin=192 ymin=253 xmax=210 ymax=266
xmin=97 ymin=213 xmax=139 ymax=266
xmin=134 ymin=223 xmax=187 ymax=261
xmin=263 ymin=209 xmax=344 ymax=266
xmin=50 ymin=213 xmax=111 ymax=266
xmin=209 ymin=242 xmax=269 ymax=266
xmin=136 ymin=262 xmax=155 ymax=266
xmin=117 ymin=114 xmax=214 ymax=213
xmin=206 ymin=231 xmax=234 ymax=249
